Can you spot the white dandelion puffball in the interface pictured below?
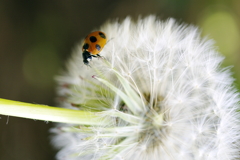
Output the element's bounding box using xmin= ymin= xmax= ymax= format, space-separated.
xmin=51 ymin=16 xmax=240 ymax=160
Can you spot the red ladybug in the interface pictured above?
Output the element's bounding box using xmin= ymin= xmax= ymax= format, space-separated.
xmin=82 ymin=31 xmax=107 ymax=65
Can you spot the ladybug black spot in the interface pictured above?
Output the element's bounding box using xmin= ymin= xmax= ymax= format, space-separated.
xmin=96 ymin=44 xmax=101 ymax=51
xmin=99 ymin=32 xmax=106 ymax=39
xmin=90 ymin=36 xmax=97 ymax=43
xmin=82 ymin=43 xmax=89 ymax=50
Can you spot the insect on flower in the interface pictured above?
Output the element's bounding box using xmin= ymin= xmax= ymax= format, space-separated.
xmin=82 ymin=31 xmax=107 ymax=65
xmin=52 ymin=16 xmax=240 ymax=160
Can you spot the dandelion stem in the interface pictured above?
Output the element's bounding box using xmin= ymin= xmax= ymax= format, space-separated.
xmin=0 ymin=98 xmax=109 ymax=125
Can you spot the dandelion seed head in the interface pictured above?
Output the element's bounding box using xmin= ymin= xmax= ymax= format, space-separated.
xmin=52 ymin=16 xmax=240 ymax=160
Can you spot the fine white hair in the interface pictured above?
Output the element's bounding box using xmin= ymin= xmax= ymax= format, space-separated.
xmin=51 ymin=16 xmax=240 ymax=160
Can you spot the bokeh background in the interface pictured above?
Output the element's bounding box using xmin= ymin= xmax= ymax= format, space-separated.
xmin=0 ymin=0 xmax=239 ymax=160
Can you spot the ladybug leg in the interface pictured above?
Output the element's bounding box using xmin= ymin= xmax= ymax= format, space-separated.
xmin=96 ymin=54 xmax=104 ymax=59
xmin=91 ymin=55 xmax=98 ymax=58
xmin=91 ymin=54 xmax=103 ymax=59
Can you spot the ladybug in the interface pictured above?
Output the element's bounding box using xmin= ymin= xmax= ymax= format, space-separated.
xmin=82 ymin=31 xmax=107 ymax=65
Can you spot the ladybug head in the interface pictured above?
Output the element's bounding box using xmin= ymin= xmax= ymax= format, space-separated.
xmin=82 ymin=51 xmax=92 ymax=65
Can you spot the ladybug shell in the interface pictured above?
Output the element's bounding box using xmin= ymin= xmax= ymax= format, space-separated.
xmin=82 ymin=31 xmax=107 ymax=55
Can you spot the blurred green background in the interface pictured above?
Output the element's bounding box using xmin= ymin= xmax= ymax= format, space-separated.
xmin=0 ymin=0 xmax=239 ymax=160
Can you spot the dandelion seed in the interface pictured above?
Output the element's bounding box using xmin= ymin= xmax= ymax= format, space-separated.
xmin=51 ymin=16 xmax=240 ymax=160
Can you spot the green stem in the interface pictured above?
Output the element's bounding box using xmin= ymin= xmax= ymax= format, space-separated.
xmin=0 ymin=98 xmax=108 ymax=125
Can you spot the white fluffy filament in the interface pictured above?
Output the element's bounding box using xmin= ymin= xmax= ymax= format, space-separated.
xmin=51 ymin=16 xmax=240 ymax=160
